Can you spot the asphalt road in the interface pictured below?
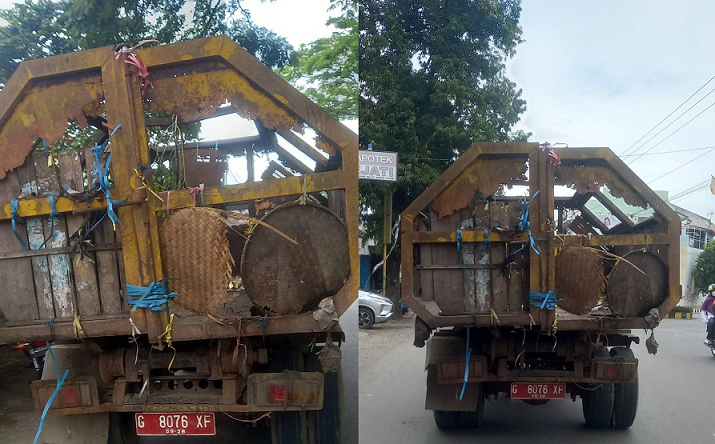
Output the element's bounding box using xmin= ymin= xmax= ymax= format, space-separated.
xmin=359 ymin=318 xmax=714 ymax=444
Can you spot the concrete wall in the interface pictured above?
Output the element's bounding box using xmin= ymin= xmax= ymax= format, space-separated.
xmin=679 ymin=234 xmax=706 ymax=308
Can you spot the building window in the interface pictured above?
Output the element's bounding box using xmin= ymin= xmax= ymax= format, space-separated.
xmin=686 ymin=227 xmax=707 ymax=250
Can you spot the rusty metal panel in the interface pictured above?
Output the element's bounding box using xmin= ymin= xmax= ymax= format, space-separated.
xmin=0 ymin=36 xmax=358 ymax=343
xmin=429 ymin=208 xmax=469 ymax=314
xmin=0 ymin=162 xmax=38 ymax=322
xmin=401 ymin=143 xmax=681 ymax=331
xmin=489 ymin=202 xmax=508 ymax=312
xmin=0 ymin=73 xmax=103 ymax=179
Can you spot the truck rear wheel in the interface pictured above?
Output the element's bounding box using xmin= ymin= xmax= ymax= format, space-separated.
xmin=108 ymin=413 xmax=139 ymax=444
xmin=457 ymin=383 xmax=484 ymax=428
xmin=433 ymin=383 xmax=484 ymax=429
xmin=433 ymin=410 xmax=459 ymax=429
xmin=270 ymin=342 xmax=342 ymax=444
xmin=582 ymin=348 xmax=614 ymax=429
xmin=610 ymin=347 xmax=638 ymax=429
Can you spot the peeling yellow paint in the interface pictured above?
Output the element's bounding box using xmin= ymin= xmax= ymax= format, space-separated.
xmin=203 ymin=37 xmax=225 ymax=57
xmin=274 ymin=94 xmax=288 ymax=104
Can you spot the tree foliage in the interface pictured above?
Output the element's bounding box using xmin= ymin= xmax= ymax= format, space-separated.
xmin=0 ymin=0 xmax=293 ymax=86
xmin=282 ymin=0 xmax=357 ymax=119
xmin=359 ymin=0 xmax=528 ymax=240
xmin=0 ymin=0 xmax=293 ymax=155
xmin=693 ymin=241 xmax=715 ymax=292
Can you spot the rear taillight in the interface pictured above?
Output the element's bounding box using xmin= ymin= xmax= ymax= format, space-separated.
xmin=32 ymin=378 xmax=96 ymax=411
xmin=248 ymin=371 xmax=324 ymax=409
xmin=269 ymin=385 xmax=288 ymax=404
xmin=602 ymin=363 xmax=616 ymax=378
xmin=58 ymin=385 xmax=82 ymax=408
xmin=593 ymin=358 xmax=638 ymax=381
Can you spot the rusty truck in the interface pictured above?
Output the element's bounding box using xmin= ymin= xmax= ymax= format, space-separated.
xmin=401 ymin=142 xmax=679 ymax=429
xmin=0 ymin=36 xmax=357 ymax=443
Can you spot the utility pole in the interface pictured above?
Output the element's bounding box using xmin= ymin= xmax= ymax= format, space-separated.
xmin=382 ymin=192 xmax=393 ymax=297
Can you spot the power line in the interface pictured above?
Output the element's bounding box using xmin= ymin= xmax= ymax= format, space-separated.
xmin=620 ymin=145 xmax=715 ymax=157
xmin=620 ymin=74 xmax=715 ymax=156
xmin=646 ymin=147 xmax=715 ymax=184
xmin=668 ymin=179 xmax=710 ymax=201
xmin=670 ymin=183 xmax=710 ymax=203
xmin=627 ymin=99 xmax=715 ymax=165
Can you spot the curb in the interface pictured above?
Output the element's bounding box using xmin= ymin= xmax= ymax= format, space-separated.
xmin=665 ymin=311 xmax=692 ymax=320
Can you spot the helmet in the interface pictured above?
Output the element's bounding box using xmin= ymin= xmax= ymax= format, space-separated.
xmin=709 ymin=284 xmax=715 ymax=293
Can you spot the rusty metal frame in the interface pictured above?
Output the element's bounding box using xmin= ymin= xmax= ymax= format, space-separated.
xmin=401 ymin=142 xmax=680 ymax=331
xmin=0 ymin=36 xmax=358 ymax=342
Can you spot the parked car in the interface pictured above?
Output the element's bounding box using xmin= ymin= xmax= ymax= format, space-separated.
xmin=359 ymin=290 xmax=394 ymax=328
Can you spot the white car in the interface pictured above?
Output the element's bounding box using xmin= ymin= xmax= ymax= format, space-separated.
xmin=358 ymin=290 xmax=393 ymax=328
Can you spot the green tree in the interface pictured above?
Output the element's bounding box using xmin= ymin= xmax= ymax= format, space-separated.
xmin=282 ymin=0 xmax=357 ymax=119
xmin=693 ymin=241 xmax=715 ymax=292
xmin=0 ymin=0 xmax=293 ymax=86
xmin=359 ymin=0 xmax=528 ymax=241
xmin=0 ymin=0 xmax=293 ymax=160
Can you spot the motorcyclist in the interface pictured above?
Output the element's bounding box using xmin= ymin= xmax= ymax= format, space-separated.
xmin=701 ymin=284 xmax=715 ymax=346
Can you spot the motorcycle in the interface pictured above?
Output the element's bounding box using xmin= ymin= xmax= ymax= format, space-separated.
xmin=15 ymin=340 xmax=47 ymax=373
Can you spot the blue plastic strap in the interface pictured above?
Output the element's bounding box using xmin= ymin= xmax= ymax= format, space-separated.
xmin=91 ymin=124 xmax=124 ymax=227
xmin=459 ymin=326 xmax=472 ymax=401
xmin=127 ymin=278 xmax=178 ymax=311
xmin=456 ymin=228 xmax=463 ymax=264
xmin=516 ymin=191 xmax=541 ymax=255
xmin=484 ymin=229 xmax=489 ymax=244
xmin=33 ymin=342 xmax=69 ymax=444
xmin=11 ymin=199 xmax=27 ymax=251
xmin=529 ymin=291 xmax=561 ymax=311
xmin=49 ymin=194 xmax=58 ymax=238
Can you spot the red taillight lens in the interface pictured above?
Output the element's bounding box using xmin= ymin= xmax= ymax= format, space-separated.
xmin=603 ymin=363 xmax=616 ymax=378
xmin=59 ymin=385 xmax=82 ymax=407
xmin=269 ymin=385 xmax=288 ymax=405
xmin=248 ymin=372 xmax=324 ymax=409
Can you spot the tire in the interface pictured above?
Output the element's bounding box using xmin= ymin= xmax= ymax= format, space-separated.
xmin=610 ymin=347 xmax=638 ymax=429
xmin=358 ymin=307 xmax=375 ymax=329
xmin=109 ymin=413 xmax=139 ymax=444
xmin=307 ymin=345 xmax=342 ymax=444
xmin=270 ymin=346 xmax=305 ymax=444
xmin=433 ymin=410 xmax=459 ymax=429
xmin=582 ymin=348 xmax=614 ymax=429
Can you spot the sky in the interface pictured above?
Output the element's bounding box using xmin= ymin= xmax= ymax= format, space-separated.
xmin=197 ymin=0 xmax=354 ymax=182
xmin=506 ymin=0 xmax=715 ymax=219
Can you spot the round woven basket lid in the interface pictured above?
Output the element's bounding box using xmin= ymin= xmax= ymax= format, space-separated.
xmin=160 ymin=208 xmax=234 ymax=314
xmin=241 ymin=202 xmax=350 ymax=315
xmin=555 ymin=247 xmax=606 ymax=315
xmin=606 ymin=250 xmax=668 ymax=318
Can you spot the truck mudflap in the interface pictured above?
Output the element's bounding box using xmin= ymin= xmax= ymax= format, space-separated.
xmin=32 ymin=370 xmax=325 ymax=415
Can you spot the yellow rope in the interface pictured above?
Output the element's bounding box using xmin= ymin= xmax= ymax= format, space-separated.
xmin=158 ymin=313 xmax=177 ymax=371
xmin=552 ymin=311 xmax=559 ymax=336
xmin=132 ymin=168 xmax=165 ymax=202
xmin=298 ymin=175 xmax=308 ymax=205
xmin=73 ymin=315 xmax=86 ymax=340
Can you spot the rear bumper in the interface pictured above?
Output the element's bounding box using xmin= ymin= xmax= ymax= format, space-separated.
xmin=32 ymin=371 xmax=326 ymax=416
xmin=434 ymin=356 xmax=638 ymax=385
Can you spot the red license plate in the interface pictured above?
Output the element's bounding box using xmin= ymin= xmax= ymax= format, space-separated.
xmin=135 ymin=413 xmax=216 ymax=436
xmin=510 ymin=383 xmax=566 ymax=400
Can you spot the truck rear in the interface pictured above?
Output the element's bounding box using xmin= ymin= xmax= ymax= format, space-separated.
xmin=0 ymin=36 xmax=357 ymax=443
xmin=401 ymin=142 xmax=679 ymax=429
